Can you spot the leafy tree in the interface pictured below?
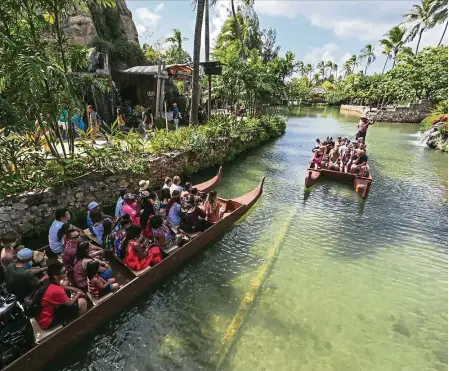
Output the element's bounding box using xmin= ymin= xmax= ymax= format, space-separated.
xmin=287 ymin=77 xmax=311 ymax=102
xmin=261 ymin=27 xmax=281 ymax=63
xmin=143 ymin=44 xmax=163 ymax=64
xmin=403 ymin=0 xmax=435 ymax=54
xmin=359 ymin=44 xmax=376 ymax=74
xmin=380 ymin=26 xmax=407 ymax=69
xmin=165 ymin=29 xmax=191 ymax=64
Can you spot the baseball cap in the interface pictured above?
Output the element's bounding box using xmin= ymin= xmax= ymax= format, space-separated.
xmin=88 ymin=201 xmax=100 ymax=211
xmin=17 ymin=248 xmax=33 ymax=262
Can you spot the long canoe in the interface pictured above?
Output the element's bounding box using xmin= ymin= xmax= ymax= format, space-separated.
xmin=194 ymin=166 xmax=222 ymax=193
xmin=5 ymin=176 xmax=265 ymax=371
xmin=305 ymin=167 xmax=372 ymax=199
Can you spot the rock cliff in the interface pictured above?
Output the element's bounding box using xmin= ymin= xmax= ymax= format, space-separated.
xmin=63 ymin=0 xmax=139 ymax=47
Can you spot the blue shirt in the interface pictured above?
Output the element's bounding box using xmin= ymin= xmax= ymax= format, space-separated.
xmin=173 ymin=107 xmax=179 ymax=119
xmin=115 ymin=197 xmax=124 ymax=217
xmin=87 ymin=214 xmax=94 ymax=234
xmin=168 ymin=203 xmax=181 ymax=226
xmin=48 ymin=220 xmax=64 ymax=254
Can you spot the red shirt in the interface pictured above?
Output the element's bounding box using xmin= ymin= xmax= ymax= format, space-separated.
xmin=37 ymin=284 xmax=69 ymax=328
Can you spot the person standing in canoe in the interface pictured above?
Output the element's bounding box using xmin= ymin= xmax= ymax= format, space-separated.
xmin=356 ymin=115 xmax=374 ymax=140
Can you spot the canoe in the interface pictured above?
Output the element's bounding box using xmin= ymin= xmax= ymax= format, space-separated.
xmin=305 ymin=167 xmax=372 ymax=199
xmin=5 ymin=177 xmax=265 ymax=371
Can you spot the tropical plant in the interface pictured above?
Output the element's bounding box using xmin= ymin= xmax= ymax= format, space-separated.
xmin=359 ymin=44 xmax=376 ymax=74
xmin=430 ymin=0 xmax=448 ymax=45
xmin=165 ymin=29 xmax=191 ymax=64
xmin=403 ymin=0 xmax=435 ymax=54
xmin=325 ymin=60 xmax=334 ymax=78
xmin=380 ymin=26 xmax=407 ymax=69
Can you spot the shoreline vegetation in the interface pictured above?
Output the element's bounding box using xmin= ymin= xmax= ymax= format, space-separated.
xmin=0 ymin=116 xmax=286 ymax=201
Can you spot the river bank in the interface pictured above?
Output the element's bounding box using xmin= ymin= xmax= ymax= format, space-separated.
xmin=0 ymin=116 xmax=286 ymax=240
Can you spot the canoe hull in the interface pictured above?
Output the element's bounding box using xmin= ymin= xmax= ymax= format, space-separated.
xmin=5 ymin=177 xmax=264 ymax=371
xmin=304 ymin=167 xmax=372 ymax=199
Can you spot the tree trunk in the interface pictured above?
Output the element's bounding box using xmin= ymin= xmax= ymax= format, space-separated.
xmin=382 ymin=56 xmax=389 ymax=73
xmin=364 ymin=61 xmax=368 ymax=75
xmin=190 ymin=0 xmax=206 ymax=125
xmin=54 ymin=9 xmax=68 ymax=72
xmin=438 ymin=21 xmax=448 ymax=46
xmin=415 ymin=29 xmax=424 ymax=55
xmin=205 ymin=0 xmax=212 ymax=119
xmin=231 ymin=0 xmax=246 ymax=60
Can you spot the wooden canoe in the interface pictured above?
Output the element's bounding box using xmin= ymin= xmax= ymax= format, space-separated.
xmin=194 ymin=166 xmax=222 ymax=193
xmin=305 ymin=167 xmax=372 ymax=199
xmin=5 ymin=177 xmax=265 ymax=371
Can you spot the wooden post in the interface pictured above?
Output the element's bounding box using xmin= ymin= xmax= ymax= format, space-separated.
xmin=155 ymin=60 xmax=161 ymax=118
xmin=159 ymin=62 xmax=166 ymax=117
xmin=164 ymin=101 xmax=169 ymax=133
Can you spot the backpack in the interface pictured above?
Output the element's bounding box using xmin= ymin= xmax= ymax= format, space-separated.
xmin=23 ymin=279 xmax=51 ymax=318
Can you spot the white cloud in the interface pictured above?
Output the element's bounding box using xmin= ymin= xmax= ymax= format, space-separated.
xmin=135 ymin=24 xmax=146 ymax=35
xmin=136 ymin=7 xmax=162 ymax=26
xmin=154 ymin=3 xmax=164 ymax=13
xmin=304 ymin=43 xmax=340 ymax=65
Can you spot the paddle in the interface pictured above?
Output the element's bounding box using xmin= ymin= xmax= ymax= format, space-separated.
xmin=349 ymin=97 xmax=392 ymax=140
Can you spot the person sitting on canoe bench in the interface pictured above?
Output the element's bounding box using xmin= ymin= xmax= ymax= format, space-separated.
xmin=122 ymin=225 xmax=163 ymax=271
xmin=312 ymin=138 xmax=321 ymax=152
xmin=122 ymin=193 xmax=141 ymax=226
xmin=356 ymin=115 xmax=374 ymax=140
xmin=340 ymin=147 xmax=352 ymax=173
xmin=150 ymin=215 xmax=185 ymax=250
xmin=180 ymin=194 xmax=207 ymax=233
xmin=202 ymin=190 xmax=225 ymax=224
xmin=73 ymin=242 xmax=113 ymax=290
xmin=311 ymin=142 xmax=327 ymax=169
xmin=86 ymin=260 xmax=120 ymax=299
xmin=36 ymin=262 xmax=87 ymax=329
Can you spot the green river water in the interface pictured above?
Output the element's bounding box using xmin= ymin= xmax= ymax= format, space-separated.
xmin=49 ymin=107 xmax=448 ymax=371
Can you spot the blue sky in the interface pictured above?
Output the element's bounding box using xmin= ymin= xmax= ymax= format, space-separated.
xmin=126 ymin=0 xmax=447 ymax=74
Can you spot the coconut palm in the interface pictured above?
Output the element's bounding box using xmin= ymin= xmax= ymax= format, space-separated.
xmin=296 ymin=60 xmax=304 ymax=77
xmin=380 ymin=26 xmax=407 ymax=70
xmin=190 ymin=0 xmax=206 ymax=125
xmin=230 ymin=0 xmax=254 ymax=60
xmin=165 ymin=29 xmax=189 ymax=63
xmin=342 ymin=60 xmax=353 ymax=76
xmin=359 ymin=44 xmax=376 ymax=74
xmin=349 ymin=54 xmax=358 ymax=73
xmin=325 ymin=60 xmax=333 ymax=78
xmin=317 ymin=61 xmax=325 ymax=79
xmin=304 ymin=63 xmax=315 ymax=81
xmin=332 ymin=62 xmax=338 ymax=78
xmin=430 ymin=0 xmax=448 ymax=45
xmin=403 ymin=0 xmax=434 ymax=54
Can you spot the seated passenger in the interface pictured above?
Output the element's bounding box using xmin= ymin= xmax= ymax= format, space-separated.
xmin=180 ymin=195 xmax=207 ymax=233
xmin=36 ymin=262 xmax=87 ymax=329
xmin=162 ymin=177 xmax=172 ymax=190
xmin=170 ymin=175 xmax=183 ymax=195
xmin=150 ymin=215 xmax=184 ymax=249
xmin=114 ymin=215 xmax=132 ymax=257
xmin=203 ymin=190 xmax=224 ymax=224
xmin=73 ymin=242 xmax=113 ymax=289
xmin=86 ymin=260 xmax=119 ymax=299
xmin=340 ymin=148 xmax=352 ymax=172
xmin=86 ymin=202 xmax=101 ymax=234
xmin=149 ymin=191 xmax=161 ymax=215
xmin=167 ymin=191 xmax=182 ymax=229
xmin=5 ymin=248 xmax=40 ymax=302
xmin=122 ymin=193 xmax=141 ymax=225
xmin=159 ymin=188 xmax=171 ymax=217
xmin=123 ymin=225 xmax=162 ymax=271
xmin=49 ymin=209 xmax=82 ymax=254
xmin=0 ymin=235 xmax=19 ymax=270
xmin=312 ymin=138 xmax=321 ymax=152
xmin=181 ymin=182 xmax=192 ymax=198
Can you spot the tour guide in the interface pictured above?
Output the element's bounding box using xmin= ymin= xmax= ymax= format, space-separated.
xmin=356 ymin=114 xmax=375 ymax=140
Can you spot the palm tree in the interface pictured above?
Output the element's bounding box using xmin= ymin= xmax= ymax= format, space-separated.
xmin=380 ymin=26 xmax=407 ymax=70
xmin=166 ymin=29 xmax=188 ymax=63
xmin=230 ymin=0 xmax=252 ymax=60
xmin=332 ymin=63 xmax=338 ymax=78
xmin=342 ymin=60 xmax=352 ymax=76
xmin=349 ymin=54 xmax=358 ymax=73
xmin=317 ymin=61 xmax=325 ymax=79
xmin=204 ymin=0 xmax=211 ymax=118
xmin=403 ymin=0 xmax=434 ymax=54
xmin=296 ymin=60 xmax=304 ymax=77
xmin=325 ymin=60 xmax=333 ymax=78
xmin=430 ymin=0 xmax=448 ymax=45
xmin=190 ymin=0 xmax=206 ymax=125
xmin=359 ymin=44 xmax=376 ymax=74
xmin=305 ymin=63 xmax=315 ymax=80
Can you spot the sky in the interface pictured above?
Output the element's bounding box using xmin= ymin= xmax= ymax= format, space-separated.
xmin=125 ymin=0 xmax=448 ymax=75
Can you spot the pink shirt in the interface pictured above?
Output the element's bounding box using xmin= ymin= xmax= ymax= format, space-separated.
xmin=122 ymin=202 xmax=140 ymax=225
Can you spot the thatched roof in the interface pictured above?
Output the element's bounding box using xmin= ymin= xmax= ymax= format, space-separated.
xmin=311 ymin=86 xmax=327 ymax=95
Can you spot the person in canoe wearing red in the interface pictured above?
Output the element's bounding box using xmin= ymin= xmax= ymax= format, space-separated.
xmin=355 ymin=114 xmax=375 ymax=140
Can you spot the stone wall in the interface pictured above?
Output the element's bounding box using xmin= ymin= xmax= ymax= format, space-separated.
xmin=0 ymin=137 xmax=244 ymax=239
xmin=340 ymin=100 xmax=432 ymax=123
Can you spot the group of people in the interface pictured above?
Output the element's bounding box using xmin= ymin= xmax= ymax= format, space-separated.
xmin=0 ymin=174 xmax=225 ymax=333
xmin=311 ymin=115 xmax=373 ymax=177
